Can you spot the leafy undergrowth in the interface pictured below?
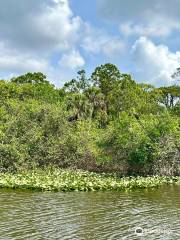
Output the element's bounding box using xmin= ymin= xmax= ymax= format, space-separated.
xmin=0 ymin=168 xmax=179 ymax=192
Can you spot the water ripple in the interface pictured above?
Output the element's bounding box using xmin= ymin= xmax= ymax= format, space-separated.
xmin=0 ymin=185 xmax=179 ymax=240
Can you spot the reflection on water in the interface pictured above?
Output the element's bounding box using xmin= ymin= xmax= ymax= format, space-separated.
xmin=0 ymin=185 xmax=179 ymax=240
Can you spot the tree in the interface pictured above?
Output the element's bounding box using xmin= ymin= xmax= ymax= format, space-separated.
xmin=67 ymin=93 xmax=93 ymax=121
xmin=91 ymin=63 xmax=121 ymax=96
xmin=108 ymin=75 xmax=161 ymax=117
xmin=64 ymin=70 xmax=90 ymax=93
xmin=85 ymin=86 xmax=108 ymax=125
xmin=158 ymin=85 xmax=180 ymax=108
xmin=11 ymin=72 xmax=51 ymax=85
xmin=172 ymin=67 xmax=180 ymax=83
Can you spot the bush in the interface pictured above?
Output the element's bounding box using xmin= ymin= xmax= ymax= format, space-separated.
xmin=0 ymin=99 xmax=102 ymax=172
xmin=152 ymin=135 xmax=180 ymax=176
xmin=99 ymin=112 xmax=180 ymax=175
xmin=0 ymin=69 xmax=179 ymax=176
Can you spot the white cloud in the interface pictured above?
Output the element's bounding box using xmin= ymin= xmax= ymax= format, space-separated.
xmin=0 ymin=0 xmax=82 ymax=53
xmin=0 ymin=0 xmax=128 ymax=84
xmin=59 ymin=50 xmax=85 ymax=69
xmin=131 ymin=37 xmax=180 ymax=86
xmin=0 ymin=0 xmax=83 ymax=83
xmin=102 ymin=38 xmax=125 ymax=57
xmin=120 ymin=21 xmax=176 ymax=37
xmin=98 ymin=0 xmax=180 ymax=37
xmin=33 ymin=0 xmax=81 ymax=52
xmin=81 ymin=24 xmax=109 ymax=54
xmin=0 ymin=42 xmax=49 ymax=73
xmin=81 ymin=23 xmax=125 ymax=57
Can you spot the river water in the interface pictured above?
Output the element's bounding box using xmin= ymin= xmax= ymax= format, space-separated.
xmin=0 ymin=185 xmax=179 ymax=240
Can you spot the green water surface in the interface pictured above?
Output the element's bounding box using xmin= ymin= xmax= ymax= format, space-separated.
xmin=0 ymin=185 xmax=179 ymax=239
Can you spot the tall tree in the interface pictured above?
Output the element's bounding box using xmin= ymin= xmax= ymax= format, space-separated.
xmin=11 ymin=72 xmax=50 ymax=85
xmin=91 ymin=63 xmax=121 ymax=96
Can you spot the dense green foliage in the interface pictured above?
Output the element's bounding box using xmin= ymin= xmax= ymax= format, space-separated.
xmin=0 ymin=66 xmax=180 ymax=176
xmin=0 ymin=168 xmax=179 ymax=192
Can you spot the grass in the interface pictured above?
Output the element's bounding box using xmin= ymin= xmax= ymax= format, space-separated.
xmin=0 ymin=168 xmax=179 ymax=192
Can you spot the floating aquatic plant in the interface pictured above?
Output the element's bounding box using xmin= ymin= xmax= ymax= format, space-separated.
xmin=0 ymin=168 xmax=179 ymax=192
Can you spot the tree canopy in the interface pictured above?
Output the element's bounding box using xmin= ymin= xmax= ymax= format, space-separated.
xmin=0 ymin=64 xmax=179 ymax=176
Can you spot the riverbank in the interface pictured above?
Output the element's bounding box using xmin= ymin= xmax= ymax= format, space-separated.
xmin=0 ymin=168 xmax=179 ymax=192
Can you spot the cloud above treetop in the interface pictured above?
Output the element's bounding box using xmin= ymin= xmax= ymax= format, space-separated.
xmin=98 ymin=0 xmax=180 ymax=37
xmin=0 ymin=0 xmax=179 ymax=86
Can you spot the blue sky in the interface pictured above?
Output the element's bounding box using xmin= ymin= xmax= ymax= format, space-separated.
xmin=0 ymin=0 xmax=180 ymax=86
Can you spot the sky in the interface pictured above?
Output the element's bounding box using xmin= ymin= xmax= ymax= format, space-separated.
xmin=0 ymin=0 xmax=180 ymax=87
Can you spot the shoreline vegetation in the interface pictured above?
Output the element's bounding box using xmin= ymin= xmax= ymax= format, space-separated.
xmin=0 ymin=64 xmax=180 ymax=181
xmin=0 ymin=168 xmax=179 ymax=192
